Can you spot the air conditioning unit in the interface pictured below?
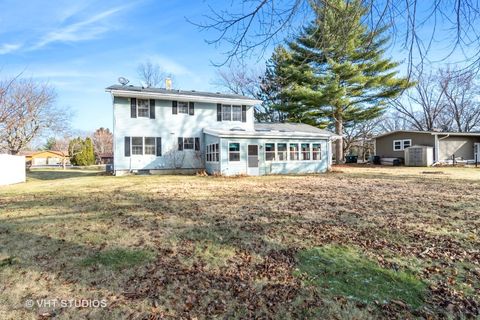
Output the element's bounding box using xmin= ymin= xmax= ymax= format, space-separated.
xmin=404 ymin=145 xmax=434 ymax=167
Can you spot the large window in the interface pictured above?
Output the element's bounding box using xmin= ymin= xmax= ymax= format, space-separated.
xmin=178 ymin=101 xmax=189 ymax=114
xmin=301 ymin=143 xmax=311 ymax=160
xmin=229 ymin=143 xmax=240 ymax=161
xmin=289 ymin=143 xmax=299 ymax=160
xmin=312 ymin=143 xmax=322 ymax=160
xmin=144 ymin=137 xmax=156 ymax=155
xmin=132 ymin=137 xmax=143 ymax=155
xmin=206 ymin=143 xmax=219 ymax=162
xmin=137 ymin=99 xmax=150 ymax=117
xmin=277 ymin=143 xmax=287 ymax=161
xmin=222 ymin=105 xmax=232 ymax=121
xmin=393 ymin=139 xmax=412 ymax=151
xmin=183 ymin=137 xmax=194 ymax=150
xmin=265 ymin=143 xmax=275 ymax=161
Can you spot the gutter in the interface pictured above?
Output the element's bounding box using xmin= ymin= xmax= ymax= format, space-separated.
xmin=106 ymin=89 xmax=261 ymax=106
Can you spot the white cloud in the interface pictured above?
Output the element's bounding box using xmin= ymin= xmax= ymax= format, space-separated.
xmin=0 ymin=43 xmax=22 ymax=54
xmin=32 ymin=6 xmax=125 ymax=49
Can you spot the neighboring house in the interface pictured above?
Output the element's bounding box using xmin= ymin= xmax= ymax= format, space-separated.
xmin=374 ymin=130 xmax=480 ymax=164
xmin=19 ymin=150 xmax=69 ymax=167
xmin=96 ymin=152 xmax=113 ymax=165
xmin=106 ymin=85 xmax=338 ymax=176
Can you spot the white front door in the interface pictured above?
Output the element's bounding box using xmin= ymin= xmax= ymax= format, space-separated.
xmin=247 ymin=144 xmax=259 ymax=176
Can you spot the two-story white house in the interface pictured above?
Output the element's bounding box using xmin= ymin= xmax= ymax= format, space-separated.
xmin=106 ymin=84 xmax=338 ymax=176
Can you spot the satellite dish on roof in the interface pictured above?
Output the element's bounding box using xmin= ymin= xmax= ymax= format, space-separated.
xmin=118 ymin=77 xmax=129 ymax=86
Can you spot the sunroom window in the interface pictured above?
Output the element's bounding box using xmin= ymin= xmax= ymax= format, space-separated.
xmin=229 ymin=143 xmax=240 ymax=161
xmin=289 ymin=143 xmax=299 ymax=161
xmin=312 ymin=143 xmax=322 ymax=160
xmin=265 ymin=143 xmax=275 ymax=161
xmin=277 ymin=143 xmax=287 ymax=161
xmin=301 ymin=143 xmax=310 ymax=160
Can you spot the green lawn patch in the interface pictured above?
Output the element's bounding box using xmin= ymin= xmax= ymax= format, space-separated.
xmin=81 ymin=248 xmax=155 ymax=270
xmin=295 ymin=245 xmax=426 ymax=308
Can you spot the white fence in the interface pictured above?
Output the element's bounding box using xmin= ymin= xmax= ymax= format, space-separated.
xmin=0 ymin=154 xmax=26 ymax=186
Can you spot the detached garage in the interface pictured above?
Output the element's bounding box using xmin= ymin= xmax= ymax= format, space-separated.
xmin=0 ymin=154 xmax=26 ymax=186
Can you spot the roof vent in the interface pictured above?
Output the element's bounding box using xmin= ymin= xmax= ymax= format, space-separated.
xmin=230 ymin=127 xmax=246 ymax=131
xmin=256 ymin=128 xmax=271 ymax=132
xmin=165 ymin=78 xmax=172 ymax=90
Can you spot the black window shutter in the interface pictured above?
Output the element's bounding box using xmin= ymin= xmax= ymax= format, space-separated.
xmin=124 ymin=137 xmax=131 ymax=157
xmin=130 ymin=98 xmax=137 ymax=118
xmin=172 ymin=101 xmax=178 ymax=114
xmin=217 ymin=103 xmax=222 ymax=121
xmin=241 ymin=105 xmax=247 ymax=123
xmin=189 ymin=102 xmax=194 ymax=115
xmin=156 ymin=137 xmax=162 ymax=156
xmin=149 ymin=99 xmax=155 ymax=119
xmin=194 ymin=137 xmax=200 ymax=151
xmin=178 ymin=137 xmax=183 ymax=151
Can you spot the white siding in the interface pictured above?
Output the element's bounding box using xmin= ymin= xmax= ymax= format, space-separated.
xmin=0 ymin=155 xmax=26 ymax=186
xmin=113 ymin=97 xmax=254 ymax=171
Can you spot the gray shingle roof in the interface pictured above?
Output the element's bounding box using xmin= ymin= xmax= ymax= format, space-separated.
xmin=254 ymin=122 xmax=336 ymax=135
xmin=106 ymin=84 xmax=256 ymax=101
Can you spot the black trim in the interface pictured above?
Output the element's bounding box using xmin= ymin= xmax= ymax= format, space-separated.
xmin=217 ymin=103 xmax=222 ymax=121
xmin=130 ymin=98 xmax=137 ymax=118
xmin=241 ymin=105 xmax=247 ymax=123
xmin=149 ymin=99 xmax=155 ymax=119
xmin=189 ymin=102 xmax=194 ymax=115
xmin=156 ymin=137 xmax=162 ymax=156
xmin=124 ymin=137 xmax=131 ymax=157
xmin=172 ymin=101 xmax=178 ymax=114
xmin=178 ymin=137 xmax=183 ymax=150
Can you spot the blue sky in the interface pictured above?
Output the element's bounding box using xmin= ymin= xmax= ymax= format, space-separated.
xmin=0 ymin=0 xmax=475 ymax=135
xmin=0 ymin=0 xmax=248 ymax=133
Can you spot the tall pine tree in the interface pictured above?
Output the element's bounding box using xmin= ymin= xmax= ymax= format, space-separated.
xmin=278 ymin=0 xmax=412 ymax=163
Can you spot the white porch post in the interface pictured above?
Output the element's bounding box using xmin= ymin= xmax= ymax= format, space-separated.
xmin=434 ymin=134 xmax=439 ymax=162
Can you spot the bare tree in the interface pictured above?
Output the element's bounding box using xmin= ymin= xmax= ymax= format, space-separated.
xmin=214 ymin=66 xmax=261 ymax=97
xmin=192 ymin=1 xmax=480 ymax=70
xmin=92 ymin=127 xmax=113 ymax=158
xmin=137 ymin=60 xmax=166 ymax=88
xmin=439 ymin=68 xmax=480 ymax=132
xmin=0 ymin=78 xmax=70 ymax=155
xmin=389 ymin=70 xmax=448 ymax=131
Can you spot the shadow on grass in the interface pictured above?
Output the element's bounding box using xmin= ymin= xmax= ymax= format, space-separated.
xmin=27 ymin=170 xmax=102 ymax=181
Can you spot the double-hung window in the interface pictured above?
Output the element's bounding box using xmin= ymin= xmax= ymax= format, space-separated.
xmin=229 ymin=143 xmax=240 ymax=161
xmin=183 ymin=137 xmax=194 ymax=150
xmin=144 ymin=137 xmax=156 ymax=155
xmin=312 ymin=143 xmax=322 ymax=160
xmin=178 ymin=101 xmax=189 ymax=114
xmin=232 ymin=105 xmax=242 ymax=121
xmin=137 ymin=99 xmax=150 ymax=117
xmin=132 ymin=137 xmax=143 ymax=155
xmin=265 ymin=143 xmax=275 ymax=161
xmin=222 ymin=105 xmax=232 ymax=121
xmin=289 ymin=143 xmax=299 ymax=161
xmin=277 ymin=143 xmax=287 ymax=161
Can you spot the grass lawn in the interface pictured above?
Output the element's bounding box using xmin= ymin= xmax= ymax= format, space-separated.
xmin=0 ymin=166 xmax=479 ymax=319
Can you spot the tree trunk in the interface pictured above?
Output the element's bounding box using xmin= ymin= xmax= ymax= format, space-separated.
xmin=335 ymin=111 xmax=344 ymax=164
